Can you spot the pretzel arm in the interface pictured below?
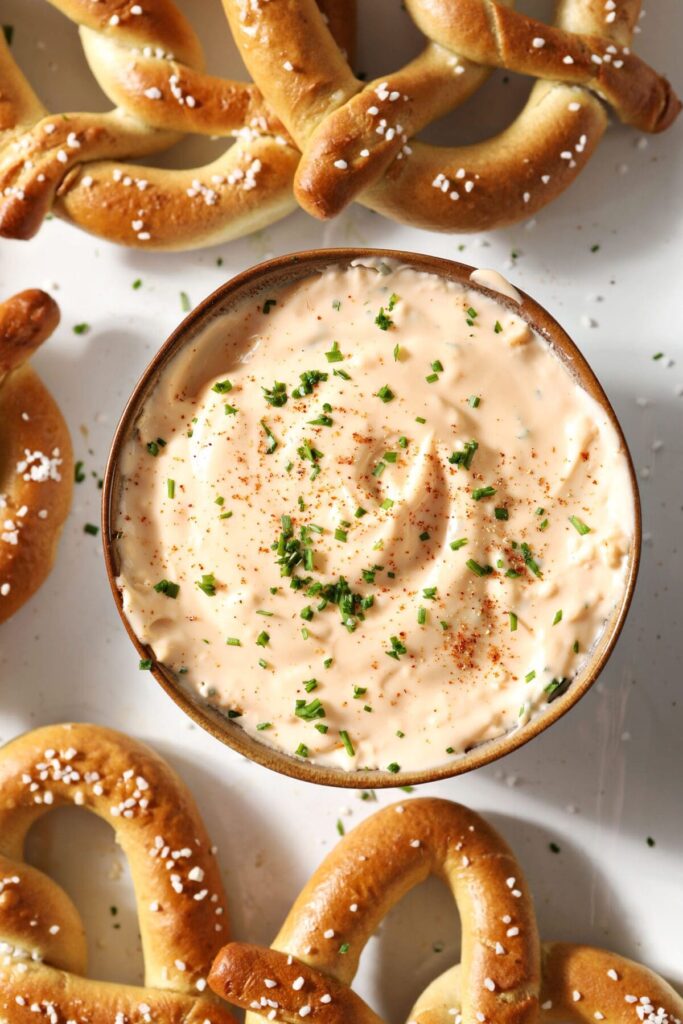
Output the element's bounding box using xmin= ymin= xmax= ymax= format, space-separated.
xmin=294 ymin=43 xmax=491 ymax=219
xmin=81 ymin=31 xmax=287 ymax=137
xmin=0 ymin=724 xmax=230 ymax=992
xmin=1 ymin=961 xmax=236 ymax=1024
xmin=210 ymin=944 xmax=384 ymax=1024
xmin=361 ymin=79 xmax=607 ymax=232
xmin=406 ymin=0 xmax=680 ymax=132
xmin=55 ymin=133 xmax=300 ymax=250
xmin=0 ymin=109 xmax=177 ymax=241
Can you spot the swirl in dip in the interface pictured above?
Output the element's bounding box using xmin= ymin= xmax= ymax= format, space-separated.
xmin=114 ymin=262 xmax=634 ymax=773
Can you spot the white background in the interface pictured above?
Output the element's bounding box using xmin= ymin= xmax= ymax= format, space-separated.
xmin=1 ymin=0 xmax=682 ymax=1017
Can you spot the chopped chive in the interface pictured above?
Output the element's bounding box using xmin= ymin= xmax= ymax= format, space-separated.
xmin=425 ymin=372 xmax=439 ymax=384
xmin=167 ymin=479 xmax=175 ymax=499
xmin=375 ymin=308 xmax=393 ymax=331
xmin=324 ymin=657 xmax=333 ymax=669
xmin=333 ymin=367 xmax=351 ymax=380
xmin=139 ymin=659 xmax=152 ymax=670
xmin=180 ymin=291 xmax=191 ymax=312
xmin=494 ymin=320 xmax=503 ymax=334
xmin=494 ymin=507 xmax=509 ymax=521
xmin=325 ymin=340 xmax=344 ymax=363
xmin=376 ymin=384 xmax=394 ymax=403
xmin=652 ymin=352 xmax=664 ymax=361
xmin=339 ymin=730 xmax=355 ymax=756
xmin=339 ymin=943 xmax=350 ymax=954
xmin=226 ymin=637 xmax=241 ymax=647
xmin=227 ymin=709 xmax=242 ymax=719
xmin=258 ymin=659 xmax=268 ymax=669
xmin=260 ymin=420 xmax=278 ymax=454
xmin=83 ymin=523 xmax=99 ymax=536
xmin=525 ymin=670 xmax=536 ymax=683
xmin=212 ymin=379 xmax=233 ymax=394
xmin=467 ymin=307 xmax=477 ymax=319
xmin=422 ymin=586 xmax=437 ymax=599
xmin=472 ymin=486 xmax=496 ymax=501
xmin=398 ymin=436 xmax=408 ymax=448
xmin=393 ymin=344 xmax=401 ymax=361
xmin=336 ymin=819 xmax=345 ymax=836
xmin=569 ymin=515 xmax=591 ymax=535
xmin=521 ymin=542 xmax=543 ymax=579
xmin=196 ymin=573 xmax=217 ymax=596
xmin=383 ymin=451 xmax=398 ymax=463
xmin=354 ymin=506 xmax=367 ymax=518
xmin=256 ymin=609 xmax=274 ymax=617
xmin=262 ymin=298 xmax=277 ymax=314
xmin=468 ymin=395 xmax=481 ymax=408
xmin=509 ymin=611 xmax=518 ymax=632
xmin=415 ymin=416 xmax=426 ymax=424
xmin=431 ymin=360 xmax=444 ymax=373
xmin=417 ymin=606 xmax=427 ymax=625
xmin=300 ymin=605 xmax=314 ymax=621
xmin=553 ymin=609 xmax=563 ymax=625
xmin=450 ymin=537 xmax=468 ymax=551
xmin=255 ymin=630 xmax=269 ymax=647
xmin=153 ymin=579 xmax=180 ymax=599
xmin=132 ymin=278 xmax=142 ymax=290
xmin=73 ymin=323 xmax=90 ymax=335
xmin=353 ymin=686 xmax=367 ymax=698
xmin=256 ymin=722 xmax=272 ymax=730
xmin=466 ymin=559 xmax=493 ymax=577
xmin=380 ymin=498 xmax=394 ymax=510
xmin=263 ymin=381 xmax=288 ymax=407
xmin=386 ymin=762 xmax=401 ymax=774
xmin=332 ymin=299 xmax=341 ymax=311
xmin=295 ymin=698 xmax=326 ymax=721
xmin=295 ymin=743 xmax=309 ymax=758
xmin=334 ymin=528 xmax=348 ymax=542
xmin=219 ymin=511 xmax=233 ymax=520
xmin=74 ymin=461 xmax=86 ymax=483
xmin=372 ymin=461 xmax=386 ymax=478
xmin=419 ymin=531 xmax=430 ymax=541
xmin=573 ymin=640 xmax=580 ymax=654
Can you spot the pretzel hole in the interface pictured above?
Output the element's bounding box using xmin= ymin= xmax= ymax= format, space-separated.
xmin=353 ymin=875 xmax=461 ymax=1020
xmin=25 ymin=805 xmax=145 ymax=986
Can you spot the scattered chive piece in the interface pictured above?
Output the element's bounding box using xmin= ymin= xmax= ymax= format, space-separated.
xmin=573 ymin=640 xmax=580 ymax=654
xmin=372 ymin=461 xmax=386 ymax=478
xmin=260 ymin=420 xmax=278 ymax=454
xmin=375 ymin=308 xmax=393 ymax=331
xmin=179 ymin=292 xmax=191 ymax=312
xmin=468 ymin=395 xmax=481 ymax=408
xmin=450 ymin=537 xmax=468 ymax=551
xmin=652 ymin=352 xmax=664 ymax=361
xmin=84 ymin=523 xmax=99 ymax=536
xmin=419 ymin=531 xmax=430 ymax=542
xmin=494 ymin=320 xmax=503 ymax=334
xmin=417 ymin=606 xmax=427 ymax=625
xmin=256 ymin=609 xmax=273 ymax=617
xmin=258 ymin=659 xmax=268 ymax=669
xmin=339 ymin=730 xmax=355 ymax=756
xmin=139 ymin=659 xmax=152 ymax=670
xmin=332 ymin=299 xmax=341 ymax=311
xmin=521 ymin=542 xmax=543 ymax=579
xmin=431 ymin=360 xmax=444 ymax=373
xmin=196 ymin=573 xmax=217 ymax=596
xmin=472 ymin=485 xmax=496 ymax=501
xmin=153 ymin=579 xmax=179 ymax=599
xmin=383 ymin=451 xmax=398 ymax=463
xmin=569 ymin=515 xmax=591 ymax=535
xmin=74 ymin=461 xmax=86 ymax=483
xmin=73 ymin=323 xmax=90 ymax=335
xmin=525 ymin=670 xmax=536 ymax=683
xmin=536 ymin=507 xmax=545 ymax=516
xmin=295 ymin=698 xmax=325 ymax=721
xmin=132 ymin=278 xmax=142 ymax=290
xmin=380 ymin=498 xmax=394 ymax=510
xmin=339 ymin=943 xmax=350 ymax=954
xmin=376 ymin=384 xmax=394 ymax=403
xmin=333 ymin=367 xmax=351 ymax=380
xmin=315 ymin=723 xmax=328 ymax=734
xmin=398 ymin=436 xmax=408 ymax=448
xmin=324 ymin=657 xmax=333 ymax=669
xmin=167 ymin=479 xmax=175 ymax=499
xmin=353 ymin=686 xmax=367 ymax=698
xmin=467 ymin=307 xmax=477 ymax=319
xmin=494 ymin=507 xmax=509 ymax=521
xmin=262 ymin=298 xmax=277 ymax=314
xmin=509 ymin=611 xmax=518 ymax=632
xmin=256 ymin=722 xmax=272 ymax=730
xmin=263 ymin=381 xmax=288 ymax=407
xmin=212 ymin=379 xmax=233 ymax=394
xmin=146 ymin=438 xmax=165 ymax=456
xmin=226 ymin=637 xmax=241 ymax=646
xmin=219 ymin=511 xmax=233 ymax=520
xmin=553 ymin=609 xmax=563 ymax=625
xmin=300 ymin=605 xmax=314 ymax=621
xmin=466 ymin=559 xmax=493 ymax=577
xmin=325 ymin=340 xmax=344 ymax=363
xmin=334 ymin=528 xmax=348 ymax=543
xmin=227 ymin=709 xmax=242 ymax=719
xmin=295 ymin=743 xmax=309 ymax=758
xmin=255 ymin=630 xmax=269 ymax=647
xmin=539 ymin=518 xmax=549 ymax=531
xmin=393 ymin=344 xmax=401 ymax=361
xmin=386 ymin=762 xmax=401 ymax=774
xmin=396 ymin=731 xmax=405 ymax=738
xmin=415 ymin=416 xmax=426 ymax=424
xmin=386 ymin=635 xmax=407 ymax=660
xmin=336 ymin=819 xmax=345 ymax=836
xmin=448 ymin=439 xmax=478 ymax=470
xmin=304 ymin=679 xmax=318 ymax=693
xmin=425 ymin=372 xmax=439 ymax=384
xmin=354 ymin=506 xmax=367 ymax=518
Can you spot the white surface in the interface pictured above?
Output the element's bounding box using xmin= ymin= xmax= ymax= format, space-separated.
xmin=1 ymin=0 xmax=682 ymax=1015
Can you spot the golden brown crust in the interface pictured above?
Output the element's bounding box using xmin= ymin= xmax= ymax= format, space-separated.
xmin=223 ymin=0 xmax=680 ymax=228
xmin=0 ymin=0 xmax=354 ymax=250
xmin=0 ymin=723 xmax=237 ymax=1023
xmin=210 ymin=798 xmax=541 ymax=1024
xmin=0 ymin=290 xmax=73 ymax=624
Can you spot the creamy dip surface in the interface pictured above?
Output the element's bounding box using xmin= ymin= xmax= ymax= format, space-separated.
xmin=115 ymin=263 xmax=635 ymax=774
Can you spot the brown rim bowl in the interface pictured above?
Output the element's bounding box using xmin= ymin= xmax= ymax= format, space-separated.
xmin=102 ymin=248 xmax=641 ymax=789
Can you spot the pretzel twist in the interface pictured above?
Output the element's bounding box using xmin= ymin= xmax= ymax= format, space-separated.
xmin=0 ymin=290 xmax=72 ymax=625
xmin=222 ymin=0 xmax=681 ymax=230
xmin=0 ymin=723 xmax=237 ymax=1023
xmin=0 ymin=0 xmax=354 ymax=250
xmin=208 ymin=798 xmax=683 ymax=1024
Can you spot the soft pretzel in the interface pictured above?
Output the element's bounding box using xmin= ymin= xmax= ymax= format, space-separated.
xmin=209 ymin=798 xmax=683 ymax=1024
xmin=0 ymin=722 xmax=237 ymax=1023
xmin=0 ymin=0 xmax=354 ymax=250
xmin=222 ymin=0 xmax=681 ymax=230
xmin=210 ymin=798 xmax=542 ymax=1024
xmin=408 ymin=946 xmax=683 ymax=1024
xmin=0 ymin=290 xmax=72 ymax=625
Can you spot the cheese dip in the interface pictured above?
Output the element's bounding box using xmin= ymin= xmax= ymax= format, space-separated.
xmin=114 ymin=262 xmax=635 ymax=774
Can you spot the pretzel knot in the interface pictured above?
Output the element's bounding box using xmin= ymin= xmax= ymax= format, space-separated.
xmin=0 ymin=290 xmax=72 ymax=625
xmin=208 ymin=798 xmax=683 ymax=1024
xmin=0 ymin=723 xmax=237 ymax=1023
xmin=0 ymin=0 xmax=354 ymax=250
xmin=223 ymin=0 xmax=681 ymax=231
